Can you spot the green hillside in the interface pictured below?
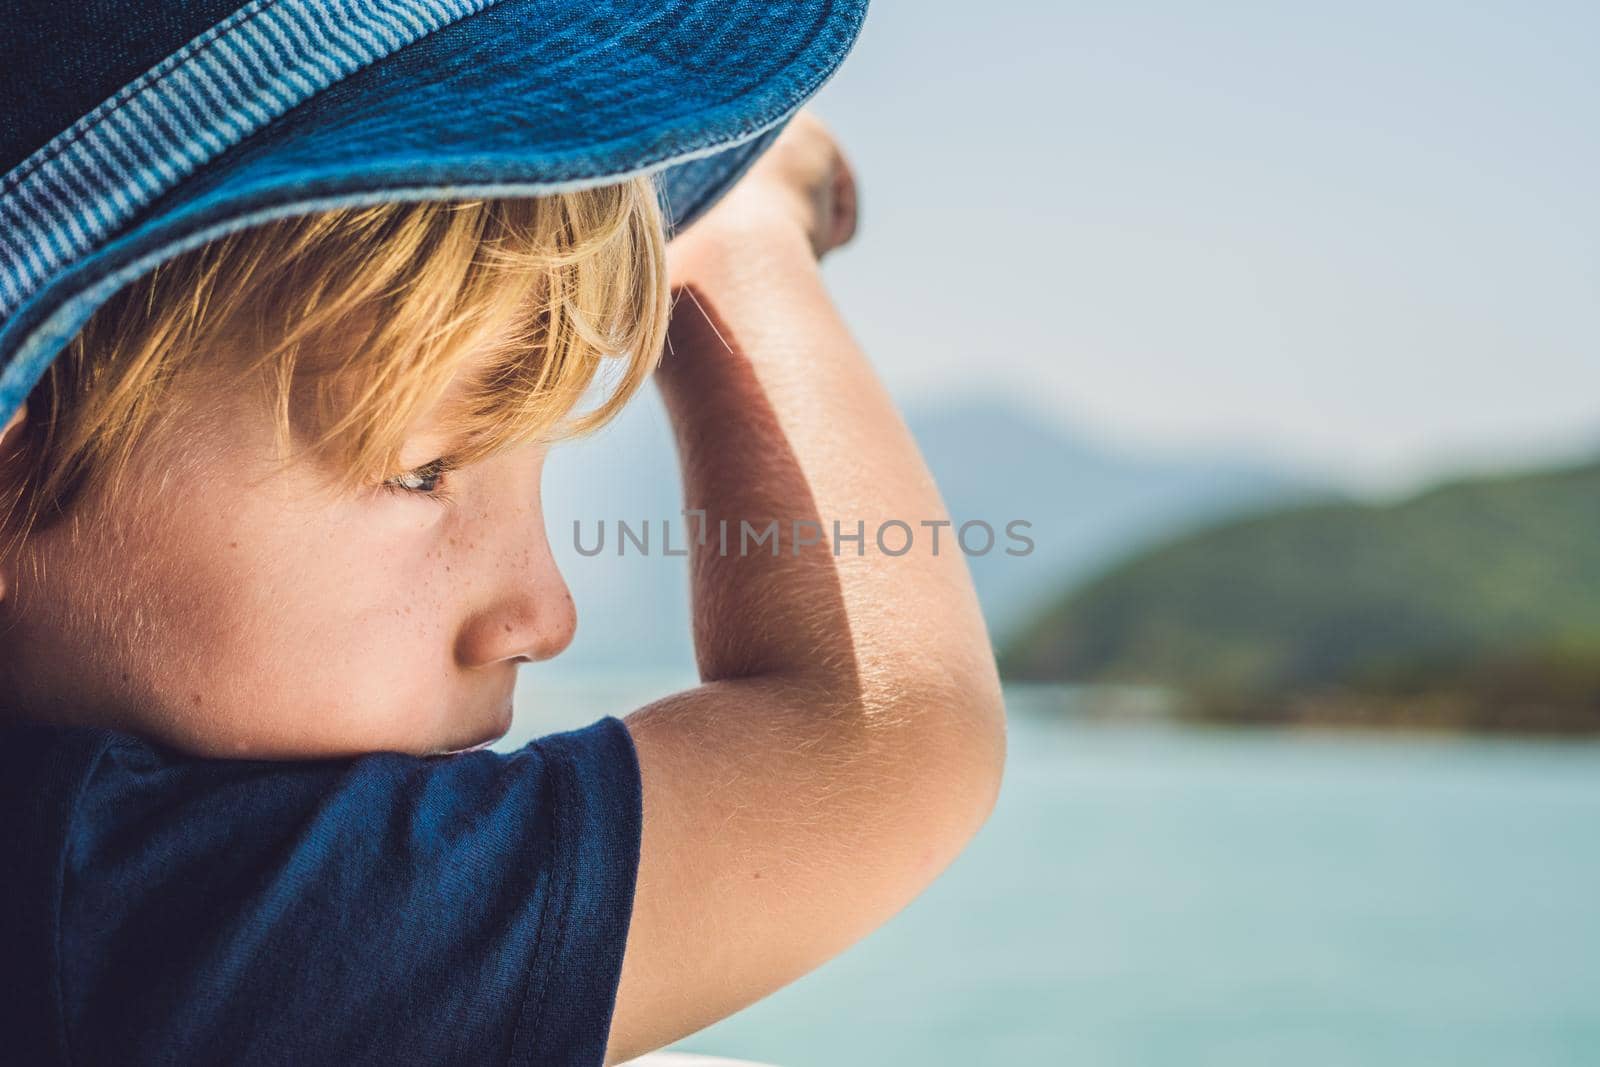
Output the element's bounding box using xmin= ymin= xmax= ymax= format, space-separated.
xmin=1000 ymin=458 xmax=1600 ymax=732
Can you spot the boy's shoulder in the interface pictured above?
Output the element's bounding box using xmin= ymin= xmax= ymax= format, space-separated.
xmin=0 ymin=715 xmax=643 ymax=1067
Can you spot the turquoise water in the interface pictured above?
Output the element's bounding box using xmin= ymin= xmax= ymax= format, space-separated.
xmin=510 ymin=679 xmax=1600 ymax=1066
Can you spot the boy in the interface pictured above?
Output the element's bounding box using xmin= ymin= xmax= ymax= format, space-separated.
xmin=0 ymin=15 xmax=1005 ymax=1067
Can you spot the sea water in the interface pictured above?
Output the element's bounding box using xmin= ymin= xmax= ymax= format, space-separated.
xmin=507 ymin=677 xmax=1600 ymax=1067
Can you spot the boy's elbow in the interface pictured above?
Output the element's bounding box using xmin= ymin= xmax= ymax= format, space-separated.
xmin=956 ymin=670 xmax=1008 ymax=833
xmin=977 ymin=683 xmax=1008 ymax=818
xmin=876 ymin=656 xmax=1008 ymax=855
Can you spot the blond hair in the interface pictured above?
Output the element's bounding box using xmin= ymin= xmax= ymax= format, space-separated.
xmin=1 ymin=175 xmax=669 ymax=550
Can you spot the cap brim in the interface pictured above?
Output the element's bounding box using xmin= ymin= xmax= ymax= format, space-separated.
xmin=0 ymin=0 xmax=866 ymax=424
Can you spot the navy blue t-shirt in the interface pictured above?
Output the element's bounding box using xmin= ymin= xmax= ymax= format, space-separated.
xmin=0 ymin=715 xmax=643 ymax=1066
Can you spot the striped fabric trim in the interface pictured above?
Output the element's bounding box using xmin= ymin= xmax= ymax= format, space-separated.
xmin=0 ymin=0 xmax=502 ymax=322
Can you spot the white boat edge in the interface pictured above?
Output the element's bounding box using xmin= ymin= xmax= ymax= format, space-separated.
xmin=621 ymin=1054 xmax=779 ymax=1067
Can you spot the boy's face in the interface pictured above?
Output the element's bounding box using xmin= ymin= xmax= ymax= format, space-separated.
xmin=0 ymin=374 xmax=578 ymax=759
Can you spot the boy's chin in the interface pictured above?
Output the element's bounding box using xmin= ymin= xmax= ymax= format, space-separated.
xmin=432 ymin=698 xmax=515 ymax=756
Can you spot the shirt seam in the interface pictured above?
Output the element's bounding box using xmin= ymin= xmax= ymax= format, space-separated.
xmin=50 ymin=734 xmax=121 ymax=1067
xmin=505 ymin=744 xmax=570 ymax=1064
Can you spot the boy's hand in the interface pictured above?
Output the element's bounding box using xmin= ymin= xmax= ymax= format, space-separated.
xmin=671 ymin=109 xmax=859 ymax=270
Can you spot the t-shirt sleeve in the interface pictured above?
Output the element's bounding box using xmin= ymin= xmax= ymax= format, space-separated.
xmin=57 ymin=716 xmax=643 ymax=1067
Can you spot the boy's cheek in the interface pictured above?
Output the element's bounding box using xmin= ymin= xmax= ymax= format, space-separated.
xmin=136 ymin=621 xmax=470 ymax=758
xmin=20 ymin=511 xmax=464 ymax=758
xmin=13 ymin=420 xmax=513 ymax=755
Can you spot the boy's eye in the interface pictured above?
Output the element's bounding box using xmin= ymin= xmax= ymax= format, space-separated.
xmin=384 ymin=458 xmax=453 ymax=496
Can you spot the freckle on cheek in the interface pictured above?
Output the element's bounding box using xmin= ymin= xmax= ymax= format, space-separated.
xmin=191 ymin=693 xmax=203 ymax=706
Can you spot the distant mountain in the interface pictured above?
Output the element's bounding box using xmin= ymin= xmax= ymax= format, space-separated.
xmin=905 ymin=398 xmax=1326 ymax=646
xmin=1000 ymin=458 xmax=1600 ymax=733
xmin=539 ymin=390 xmax=1321 ymax=675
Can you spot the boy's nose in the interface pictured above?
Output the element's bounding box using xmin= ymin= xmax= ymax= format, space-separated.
xmin=455 ymin=575 xmax=578 ymax=668
xmin=454 ymin=531 xmax=578 ymax=669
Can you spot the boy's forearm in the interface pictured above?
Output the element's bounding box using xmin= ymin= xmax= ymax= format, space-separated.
xmin=610 ymin=175 xmax=1005 ymax=1064
xmin=654 ymin=218 xmax=1001 ymax=724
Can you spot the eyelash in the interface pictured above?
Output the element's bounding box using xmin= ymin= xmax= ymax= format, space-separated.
xmin=381 ymin=457 xmax=459 ymax=503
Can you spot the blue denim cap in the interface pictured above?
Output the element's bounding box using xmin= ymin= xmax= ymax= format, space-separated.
xmin=0 ymin=0 xmax=869 ymax=427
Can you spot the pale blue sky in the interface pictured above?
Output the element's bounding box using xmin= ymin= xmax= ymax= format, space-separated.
xmin=806 ymin=0 xmax=1599 ymax=489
